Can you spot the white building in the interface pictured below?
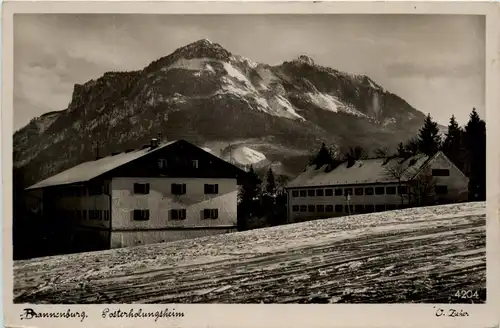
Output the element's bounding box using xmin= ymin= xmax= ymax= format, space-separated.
xmin=285 ymin=151 xmax=469 ymax=223
xmin=25 ymin=139 xmax=246 ymax=252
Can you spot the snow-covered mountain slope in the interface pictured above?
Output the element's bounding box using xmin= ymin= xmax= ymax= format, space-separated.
xmin=14 ymin=39 xmax=430 ymax=186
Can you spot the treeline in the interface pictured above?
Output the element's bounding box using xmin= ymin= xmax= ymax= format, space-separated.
xmin=237 ymin=167 xmax=289 ymax=230
xmin=308 ymin=108 xmax=486 ymax=202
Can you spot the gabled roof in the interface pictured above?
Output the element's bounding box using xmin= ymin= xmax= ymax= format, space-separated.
xmin=26 ymin=140 xmax=180 ymax=190
xmin=286 ymin=152 xmax=436 ymax=188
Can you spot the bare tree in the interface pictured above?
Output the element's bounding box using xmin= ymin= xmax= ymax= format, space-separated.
xmin=276 ymin=174 xmax=290 ymax=195
xmin=384 ymin=158 xmax=437 ymax=207
xmin=407 ymin=166 xmax=437 ymax=206
xmin=383 ymin=160 xmax=409 ymax=206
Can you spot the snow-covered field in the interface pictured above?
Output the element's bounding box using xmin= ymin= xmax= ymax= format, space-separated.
xmin=13 ymin=202 xmax=486 ymax=304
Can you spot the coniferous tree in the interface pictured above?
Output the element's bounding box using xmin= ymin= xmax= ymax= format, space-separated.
xmin=310 ymin=142 xmax=333 ymax=169
xmin=442 ymin=115 xmax=465 ymax=171
xmin=417 ymin=113 xmax=442 ymax=156
xmin=404 ymin=138 xmax=420 ymax=156
xmin=239 ymin=166 xmax=261 ymax=203
xmin=344 ymin=146 xmax=365 ymax=167
xmin=397 ymin=142 xmax=407 ymax=157
xmin=464 ymin=108 xmax=486 ymax=201
xmin=265 ymin=168 xmax=277 ymax=196
xmin=237 ymin=166 xmax=262 ymax=230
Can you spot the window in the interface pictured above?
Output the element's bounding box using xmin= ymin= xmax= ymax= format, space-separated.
xmin=386 ymin=204 xmax=397 ymax=211
xmin=203 ymin=209 xmax=218 ymax=219
xmin=308 ymin=190 xmax=315 ymax=197
xmin=335 ymin=205 xmax=343 ymax=213
xmin=375 ymin=204 xmax=386 ymax=212
xmin=375 ymin=187 xmax=385 ymax=195
xmin=386 ymin=186 xmax=396 ymax=195
xmin=317 ymin=205 xmax=325 ymax=213
xmin=171 ymin=183 xmax=187 ymax=195
xmin=398 ymin=186 xmax=408 ymax=194
xmin=89 ymin=185 xmax=103 ymax=196
xmin=355 ymin=188 xmax=363 ymax=196
xmin=292 ymin=190 xmax=299 ymax=197
xmin=325 ymin=189 xmax=333 ymax=196
xmin=171 ymin=209 xmax=187 ymax=220
xmin=104 ymin=210 xmax=110 ymax=221
xmin=204 ymin=184 xmax=219 ymax=194
xmin=133 ymin=210 xmax=150 ymax=221
xmin=134 ymin=183 xmax=150 ymax=195
xmin=76 ymin=210 xmax=82 ymax=220
xmin=354 ymin=205 xmax=364 ymax=213
xmin=316 ymin=189 xmax=324 ymax=197
xmin=435 ymin=185 xmax=448 ymax=195
xmin=299 ymin=190 xmax=307 ymax=197
xmin=102 ymin=183 xmax=110 ymax=195
xmin=335 ymin=189 xmax=343 ymax=196
xmin=300 ymin=205 xmax=307 ymax=212
xmin=158 ymin=158 xmax=167 ymax=169
xmin=192 ymin=160 xmax=199 ymax=169
xmin=326 ymin=205 xmax=334 ymax=212
xmin=365 ymin=187 xmax=374 ymax=195
xmin=344 ymin=188 xmax=353 ymax=196
xmin=432 ymin=169 xmax=450 ymax=177
xmin=292 ymin=205 xmax=299 ymax=212
xmin=308 ymin=205 xmax=315 ymax=212
xmin=365 ymin=205 xmax=374 ymax=213
xmin=82 ymin=210 xmax=87 ymax=220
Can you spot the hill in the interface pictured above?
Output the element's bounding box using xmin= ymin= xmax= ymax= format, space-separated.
xmin=13 ymin=202 xmax=485 ymax=304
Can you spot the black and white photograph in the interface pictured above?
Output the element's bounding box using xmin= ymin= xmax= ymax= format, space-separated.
xmin=8 ymin=10 xmax=490 ymax=306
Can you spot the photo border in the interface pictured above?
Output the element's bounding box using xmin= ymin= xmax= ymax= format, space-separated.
xmin=2 ymin=1 xmax=499 ymax=328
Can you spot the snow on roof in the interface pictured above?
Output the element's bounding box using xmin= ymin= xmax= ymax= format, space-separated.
xmin=286 ymin=152 xmax=433 ymax=188
xmin=26 ymin=141 xmax=179 ymax=190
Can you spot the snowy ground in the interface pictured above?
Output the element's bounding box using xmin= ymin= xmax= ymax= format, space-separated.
xmin=13 ymin=202 xmax=486 ymax=304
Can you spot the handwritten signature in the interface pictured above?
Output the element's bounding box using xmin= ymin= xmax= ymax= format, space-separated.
xmin=434 ymin=307 xmax=470 ymax=317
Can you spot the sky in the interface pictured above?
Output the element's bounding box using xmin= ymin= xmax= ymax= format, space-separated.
xmin=13 ymin=14 xmax=485 ymax=130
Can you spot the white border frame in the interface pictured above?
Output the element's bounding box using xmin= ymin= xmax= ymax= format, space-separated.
xmin=2 ymin=2 xmax=499 ymax=328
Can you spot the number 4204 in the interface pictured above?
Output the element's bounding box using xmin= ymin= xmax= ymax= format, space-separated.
xmin=455 ymin=290 xmax=479 ymax=299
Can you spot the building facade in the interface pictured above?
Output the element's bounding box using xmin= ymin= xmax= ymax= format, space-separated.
xmin=25 ymin=139 xmax=245 ymax=253
xmin=285 ymin=151 xmax=469 ymax=223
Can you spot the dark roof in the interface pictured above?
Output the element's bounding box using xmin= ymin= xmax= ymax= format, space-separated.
xmin=26 ymin=140 xmax=236 ymax=190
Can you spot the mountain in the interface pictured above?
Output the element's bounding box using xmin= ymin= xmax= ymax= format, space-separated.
xmin=14 ymin=38 xmax=431 ymax=186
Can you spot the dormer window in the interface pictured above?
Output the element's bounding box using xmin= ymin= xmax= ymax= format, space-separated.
xmin=158 ymin=159 xmax=167 ymax=169
xmin=192 ymin=160 xmax=199 ymax=169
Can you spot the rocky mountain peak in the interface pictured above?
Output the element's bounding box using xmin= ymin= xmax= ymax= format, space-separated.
xmin=295 ymin=55 xmax=315 ymax=66
xmin=14 ymin=38 xmax=429 ymax=187
xmin=174 ymin=38 xmax=232 ymax=61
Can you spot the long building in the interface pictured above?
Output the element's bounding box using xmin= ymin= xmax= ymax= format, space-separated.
xmin=285 ymin=151 xmax=469 ymax=223
xmin=24 ymin=139 xmax=246 ymax=252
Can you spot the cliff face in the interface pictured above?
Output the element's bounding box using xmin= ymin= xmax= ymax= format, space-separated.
xmin=14 ymin=39 xmax=427 ymax=186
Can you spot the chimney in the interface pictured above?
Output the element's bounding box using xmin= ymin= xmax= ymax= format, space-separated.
xmin=150 ymin=138 xmax=159 ymax=149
